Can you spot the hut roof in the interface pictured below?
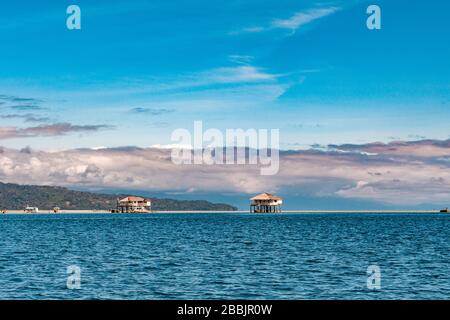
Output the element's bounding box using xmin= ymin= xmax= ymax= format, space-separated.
xmin=119 ymin=196 xmax=150 ymax=202
xmin=250 ymin=193 xmax=282 ymax=201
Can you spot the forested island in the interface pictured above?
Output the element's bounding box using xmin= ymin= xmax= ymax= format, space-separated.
xmin=0 ymin=182 xmax=237 ymax=211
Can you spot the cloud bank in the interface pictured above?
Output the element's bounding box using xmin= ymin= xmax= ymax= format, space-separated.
xmin=1 ymin=139 xmax=450 ymax=206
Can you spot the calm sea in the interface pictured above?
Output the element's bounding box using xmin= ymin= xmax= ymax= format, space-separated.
xmin=0 ymin=212 xmax=449 ymax=299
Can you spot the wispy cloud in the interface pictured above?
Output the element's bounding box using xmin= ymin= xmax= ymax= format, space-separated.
xmin=55 ymin=64 xmax=281 ymax=99
xmin=0 ymin=94 xmax=46 ymax=111
xmin=202 ymin=66 xmax=278 ymax=83
xmin=235 ymin=6 xmax=340 ymax=35
xmin=0 ymin=114 xmax=51 ymax=123
xmin=272 ymin=7 xmax=340 ymax=31
xmin=0 ymin=94 xmax=43 ymax=104
xmin=130 ymin=107 xmax=175 ymax=115
xmin=228 ymin=55 xmax=254 ymax=65
xmin=9 ymin=104 xmax=45 ymax=111
xmin=0 ymin=123 xmax=113 ymax=140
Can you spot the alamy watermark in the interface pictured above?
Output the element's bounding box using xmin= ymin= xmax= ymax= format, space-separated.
xmin=66 ymin=5 xmax=81 ymax=30
xmin=170 ymin=121 xmax=279 ymax=175
xmin=67 ymin=265 xmax=81 ymax=289
xmin=367 ymin=264 xmax=381 ymax=290
xmin=367 ymin=5 xmax=381 ymax=30
xmin=65 ymin=4 xmax=380 ymax=31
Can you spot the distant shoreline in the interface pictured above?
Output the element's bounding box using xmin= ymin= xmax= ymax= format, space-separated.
xmin=0 ymin=209 xmax=443 ymax=214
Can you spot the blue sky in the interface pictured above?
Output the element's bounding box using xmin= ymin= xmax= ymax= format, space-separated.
xmin=0 ymin=0 xmax=449 ymax=150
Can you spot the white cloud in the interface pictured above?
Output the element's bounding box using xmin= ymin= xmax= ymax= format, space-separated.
xmin=204 ymin=66 xmax=278 ymax=83
xmin=272 ymin=7 xmax=340 ymax=31
xmin=235 ymin=6 xmax=340 ymax=35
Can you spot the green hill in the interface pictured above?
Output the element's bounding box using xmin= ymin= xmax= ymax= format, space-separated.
xmin=0 ymin=182 xmax=237 ymax=211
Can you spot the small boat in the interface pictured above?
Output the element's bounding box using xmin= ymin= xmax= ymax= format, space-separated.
xmin=440 ymin=208 xmax=449 ymax=213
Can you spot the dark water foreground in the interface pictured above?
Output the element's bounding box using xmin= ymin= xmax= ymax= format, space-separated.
xmin=0 ymin=212 xmax=449 ymax=299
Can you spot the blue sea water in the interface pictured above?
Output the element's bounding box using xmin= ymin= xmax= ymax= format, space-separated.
xmin=0 ymin=212 xmax=449 ymax=300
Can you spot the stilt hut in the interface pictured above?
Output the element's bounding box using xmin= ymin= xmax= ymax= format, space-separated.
xmin=116 ymin=196 xmax=152 ymax=213
xmin=250 ymin=193 xmax=283 ymax=213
